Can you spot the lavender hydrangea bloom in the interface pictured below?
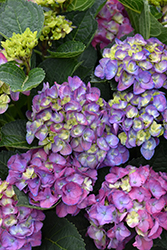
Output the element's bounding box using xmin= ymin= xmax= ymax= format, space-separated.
xmin=26 ymin=76 xmax=129 ymax=169
xmin=108 ymin=89 xmax=167 ymax=159
xmin=86 ymin=165 xmax=167 ymax=250
xmin=95 ymin=33 xmax=167 ymax=94
xmin=0 ymin=179 xmax=45 ymax=249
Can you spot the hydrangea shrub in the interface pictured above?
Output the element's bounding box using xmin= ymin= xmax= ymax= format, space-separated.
xmin=0 ymin=0 xmax=167 ymax=249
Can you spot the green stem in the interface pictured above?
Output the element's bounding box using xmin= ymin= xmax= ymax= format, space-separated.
xmin=24 ymin=60 xmax=31 ymax=75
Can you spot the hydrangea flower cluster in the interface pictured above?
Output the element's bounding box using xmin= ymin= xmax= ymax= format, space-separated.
xmin=91 ymin=0 xmax=133 ymax=49
xmin=40 ymin=10 xmax=73 ymax=45
xmin=108 ymin=89 xmax=167 ymax=159
xmin=26 ymin=76 xmax=129 ymax=169
xmin=0 ymin=179 xmax=45 ymax=250
xmin=95 ymin=34 xmax=167 ymax=94
xmin=6 ymin=148 xmax=97 ymax=217
xmin=1 ymin=28 xmax=38 ymax=63
xmin=86 ymin=164 xmax=167 ymax=250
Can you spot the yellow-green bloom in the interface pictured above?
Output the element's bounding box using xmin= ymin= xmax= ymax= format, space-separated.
xmin=1 ymin=28 xmax=38 ymax=61
xmin=40 ymin=10 xmax=73 ymax=45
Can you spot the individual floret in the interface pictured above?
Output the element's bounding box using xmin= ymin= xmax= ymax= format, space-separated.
xmin=94 ymin=34 xmax=167 ymax=94
xmin=92 ymin=0 xmax=133 ymax=49
xmin=86 ymin=165 xmax=167 ymax=250
xmin=0 ymin=179 xmax=45 ymax=250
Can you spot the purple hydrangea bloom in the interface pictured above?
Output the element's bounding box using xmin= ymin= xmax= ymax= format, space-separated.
xmin=6 ymin=148 xmax=98 ymax=216
xmin=95 ymin=33 xmax=167 ymax=94
xmin=108 ymin=89 xmax=167 ymax=159
xmin=0 ymin=179 xmax=45 ymax=249
xmin=26 ymin=76 xmax=129 ymax=169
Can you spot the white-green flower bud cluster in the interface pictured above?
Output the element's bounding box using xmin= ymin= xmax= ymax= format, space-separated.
xmin=40 ymin=10 xmax=73 ymax=43
xmin=1 ymin=28 xmax=38 ymax=61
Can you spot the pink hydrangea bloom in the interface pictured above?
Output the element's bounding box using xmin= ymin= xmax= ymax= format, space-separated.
xmin=92 ymin=0 xmax=133 ymax=49
xmin=7 ymin=148 xmax=97 ymax=216
xmin=86 ymin=165 xmax=167 ymax=250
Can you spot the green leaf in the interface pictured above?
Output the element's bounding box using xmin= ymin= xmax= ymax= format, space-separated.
xmin=119 ymin=0 xmax=143 ymax=35
xmin=0 ymin=150 xmax=15 ymax=180
xmin=0 ymin=120 xmax=38 ymax=149
xmin=0 ymin=62 xmax=25 ymax=90
xmin=48 ymin=41 xmax=86 ymax=58
xmin=0 ymin=62 xmax=45 ymax=92
xmin=89 ymin=0 xmax=107 ymax=17
xmin=119 ymin=0 xmax=167 ymax=43
xmin=65 ymin=10 xmax=97 ymax=47
xmin=117 ymin=0 xmax=143 ymax=13
xmin=138 ymin=0 xmax=150 ymax=39
xmin=154 ymin=230 xmax=167 ymax=249
xmin=150 ymin=14 xmax=167 ymax=44
xmin=35 ymin=211 xmax=86 ymax=250
xmin=124 ymin=8 xmax=141 ymax=33
xmin=150 ymin=5 xmax=162 ymax=20
xmin=21 ymin=68 xmax=45 ymax=92
xmin=13 ymin=186 xmax=60 ymax=210
xmin=0 ymin=0 xmax=44 ymax=39
xmin=92 ymin=81 xmax=113 ymax=101
xmin=66 ymin=0 xmax=95 ymax=11
xmin=39 ymin=58 xmax=82 ymax=84
xmin=66 ymin=211 xmax=97 ymax=250
xmin=73 ymin=44 xmax=98 ymax=81
xmin=90 ymin=74 xmax=108 ymax=84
